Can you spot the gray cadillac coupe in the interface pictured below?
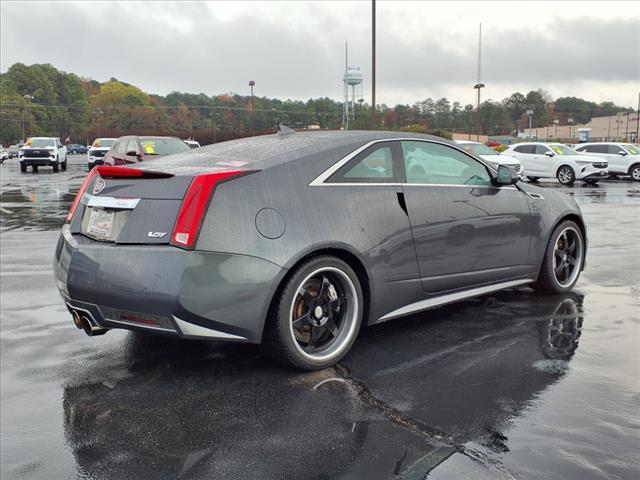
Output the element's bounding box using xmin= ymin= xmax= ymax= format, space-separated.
xmin=54 ymin=131 xmax=587 ymax=370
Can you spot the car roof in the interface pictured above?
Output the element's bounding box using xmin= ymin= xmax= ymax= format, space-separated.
xmin=138 ymin=130 xmax=453 ymax=174
xmin=455 ymin=140 xmax=479 ymax=145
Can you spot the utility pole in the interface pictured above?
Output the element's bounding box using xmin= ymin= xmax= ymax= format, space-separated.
xmin=370 ymin=0 xmax=376 ymax=130
xmin=636 ymin=91 xmax=639 ymax=141
xmin=473 ymin=23 xmax=485 ymax=142
xmin=553 ymin=118 xmax=559 ymax=139
xmin=526 ymin=109 xmax=533 ymax=139
xmin=568 ymin=116 xmax=574 ymax=139
xmin=249 ymin=80 xmax=256 ymax=136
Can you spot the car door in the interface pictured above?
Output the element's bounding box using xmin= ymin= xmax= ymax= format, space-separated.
xmin=606 ymin=144 xmax=628 ymax=174
xmin=107 ymin=139 xmax=127 ymax=165
xmin=400 ymin=140 xmax=533 ymax=294
xmin=512 ymin=145 xmax=537 ymax=174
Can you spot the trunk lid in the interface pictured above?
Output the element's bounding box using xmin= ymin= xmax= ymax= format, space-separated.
xmin=72 ymin=171 xmax=193 ymax=245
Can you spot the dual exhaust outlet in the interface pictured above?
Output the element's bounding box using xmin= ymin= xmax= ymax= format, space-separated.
xmin=71 ymin=309 xmax=109 ymax=336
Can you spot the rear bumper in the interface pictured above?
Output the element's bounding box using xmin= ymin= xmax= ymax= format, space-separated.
xmin=53 ymin=225 xmax=285 ymax=343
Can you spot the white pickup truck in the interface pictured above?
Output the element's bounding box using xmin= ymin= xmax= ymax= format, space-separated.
xmin=19 ymin=137 xmax=67 ymax=173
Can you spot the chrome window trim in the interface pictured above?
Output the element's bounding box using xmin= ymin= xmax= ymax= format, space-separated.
xmin=309 ymin=137 xmax=509 ymax=188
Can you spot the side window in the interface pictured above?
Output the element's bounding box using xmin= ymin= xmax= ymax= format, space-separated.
xmin=401 ymin=141 xmax=491 ymax=186
xmin=586 ymin=145 xmax=607 ymax=153
xmin=607 ymin=145 xmax=622 ymax=154
xmin=126 ymin=139 xmax=140 ymax=155
xmin=535 ymin=145 xmax=551 ymax=155
xmin=514 ymin=145 xmax=534 ymax=154
xmin=115 ymin=140 xmax=127 ymax=155
xmin=328 ymin=142 xmax=398 ymax=183
xmin=574 ymin=145 xmax=586 ymax=152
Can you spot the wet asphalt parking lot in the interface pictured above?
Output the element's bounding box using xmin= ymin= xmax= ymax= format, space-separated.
xmin=1 ymin=155 xmax=639 ymax=479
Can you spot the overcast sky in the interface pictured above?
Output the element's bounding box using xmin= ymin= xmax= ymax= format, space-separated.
xmin=1 ymin=1 xmax=639 ymax=107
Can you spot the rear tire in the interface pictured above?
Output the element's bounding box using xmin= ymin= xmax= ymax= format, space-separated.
xmin=629 ymin=163 xmax=640 ymax=182
xmin=263 ymin=256 xmax=363 ymax=370
xmin=32 ymin=165 xmax=38 ymax=173
xmin=533 ymin=220 xmax=584 ymax=294
xmin=556 ymin=166 xmax=575 ymax=185
xmin=61 ymin=158 xmax=67 ymax=171
xmin=527 ymin=177 xmax=540 ymax=182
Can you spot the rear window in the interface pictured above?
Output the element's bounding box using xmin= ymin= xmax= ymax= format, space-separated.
xmin=140 ymin=138 xmax=190 ymax=155
xmin=92 ymin=139 xmax=116 ymax=148
xmin=26 ymin=138 xmax=55 ymax=148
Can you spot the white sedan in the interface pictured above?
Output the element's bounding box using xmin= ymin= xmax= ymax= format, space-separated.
xmin=504 ymin=142 xmax=608 ymax=185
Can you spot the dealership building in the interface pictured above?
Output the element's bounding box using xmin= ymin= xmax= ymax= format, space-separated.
xmin=521 ymin=112 xmax=639 ymax=143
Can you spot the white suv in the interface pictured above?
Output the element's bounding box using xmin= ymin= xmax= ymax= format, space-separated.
xmin=87 ymin=138 xmax=117 ymax=170
xmin=573 ymin=143 xmax=640 ymax=181
xmin=19 ymin=137 xmax=67 ymax=173
xmin=504 ymin=142 xmax=608 ymax=185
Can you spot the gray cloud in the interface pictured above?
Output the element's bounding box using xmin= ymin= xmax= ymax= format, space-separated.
xmin=1 ymin=2 xmax=638 ymax=105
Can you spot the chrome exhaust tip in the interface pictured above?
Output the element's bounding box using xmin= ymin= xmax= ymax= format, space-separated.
xmin=71 ymin=310 xmax=83 ymax=329
xmin=80 ymin=315 xmax=109 ymax=337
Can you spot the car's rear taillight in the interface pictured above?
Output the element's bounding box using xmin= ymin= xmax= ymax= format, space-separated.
xmin=171 ymin=170 xmax=255 ymax=250
xmin=65 ymin=168 xmax=98 ymax=223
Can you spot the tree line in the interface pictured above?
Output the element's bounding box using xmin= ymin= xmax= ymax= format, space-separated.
xmin=0 ymin=62 xmax=634 ymax=145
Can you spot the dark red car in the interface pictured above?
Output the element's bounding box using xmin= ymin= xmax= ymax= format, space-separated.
xmin=103 ymin=136 xmax=190 ymax=165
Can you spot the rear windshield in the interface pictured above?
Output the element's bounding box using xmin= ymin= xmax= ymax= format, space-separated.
xmin=459 ymin=143 xmax=498 ymax=156
xmin=26 ymin=138 xmax=55 ymax=148
xmin=92 ymin=139 xmax=115 ymax=148
xmin=141 ymin=138 xmax=190 ymax=155
xmin=550 ymin=144 xmax=577 ymax=155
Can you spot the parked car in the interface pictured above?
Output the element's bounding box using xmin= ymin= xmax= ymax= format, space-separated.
xmin=67 ymin=144 xmax=89 ymax=154
xmin=0 ymin=146 xmax=8 ymax=163
xmin=87 ymin=138 xmax=117 ymax=170
xmin=55 ymin=131 xmax=587 ymax=370
xmin=504 ymin=142 xmax=608 ymax=185
xmin=19 ymin=137 xmax=67 ymax=173
xmin=103 ymin=136 xmax=190 ymax=165
xmin=184 ymin=140 xmax=201 ymax=149
xmin=573 ymin=142 xmax=640 ymax=181
xmin=8 ymin=144 xmax=23 ymax=158
xmin=455 ymin=140 xmax=524 ymax=176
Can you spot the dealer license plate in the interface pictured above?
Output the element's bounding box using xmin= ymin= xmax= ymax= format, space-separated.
xmin=87 ymin=208 xmax=115 ymax=239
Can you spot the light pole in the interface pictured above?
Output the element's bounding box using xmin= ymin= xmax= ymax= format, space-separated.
xmin=473 ymin=23 xmax=484 ymax=142
xmin=249 ymin=80 xmax=255 ymax=136
xmin=526 ymin=109 xmax=533 ymax=139
xmin=553 ymin=118 xmax=559 ymax=139
xmin=371 ymin=0 xmax=376 ymax=130
xmin=22 ymin=94 xmax=34 ymax=141
xmin=568 ymin=117 xmax=574 ymax=139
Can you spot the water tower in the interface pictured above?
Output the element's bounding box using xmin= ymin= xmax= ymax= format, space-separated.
xmin=342 ymin=42 xmax=363 ymax=129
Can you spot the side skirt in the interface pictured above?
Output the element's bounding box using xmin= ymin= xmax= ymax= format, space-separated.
xmin=377 ymin=279 xmax=534 ymax=322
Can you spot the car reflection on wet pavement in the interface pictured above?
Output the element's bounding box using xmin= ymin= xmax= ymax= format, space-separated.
xmin=1 ymin=156 xmax=639 ymax=479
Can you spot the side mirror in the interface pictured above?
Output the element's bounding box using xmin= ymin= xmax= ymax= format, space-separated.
xmin=618 ymin=150 xmax=627 ymax=156
xmin=544 ymin=151 xmax=555 ymax=157
xmin=126 ymin=150 xmax=138 ymax=157
xmin=495 ymin=164 xmax=518 ymax=185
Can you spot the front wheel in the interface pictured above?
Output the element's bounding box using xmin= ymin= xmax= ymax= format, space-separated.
xmin=629 ymin=164 xmax=640 ymax=182
xmin=263 ymin=256 xmax=363 ymax=370
xmin=533 ymin=220 xmax=584 ymax=294
xmin=527 ymin=176 xmax=540 ymax=182
xmin=556 ymin=166 xmax=575 ymax=185
xmin=61 ymin=157 xmax=67 ymax=171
